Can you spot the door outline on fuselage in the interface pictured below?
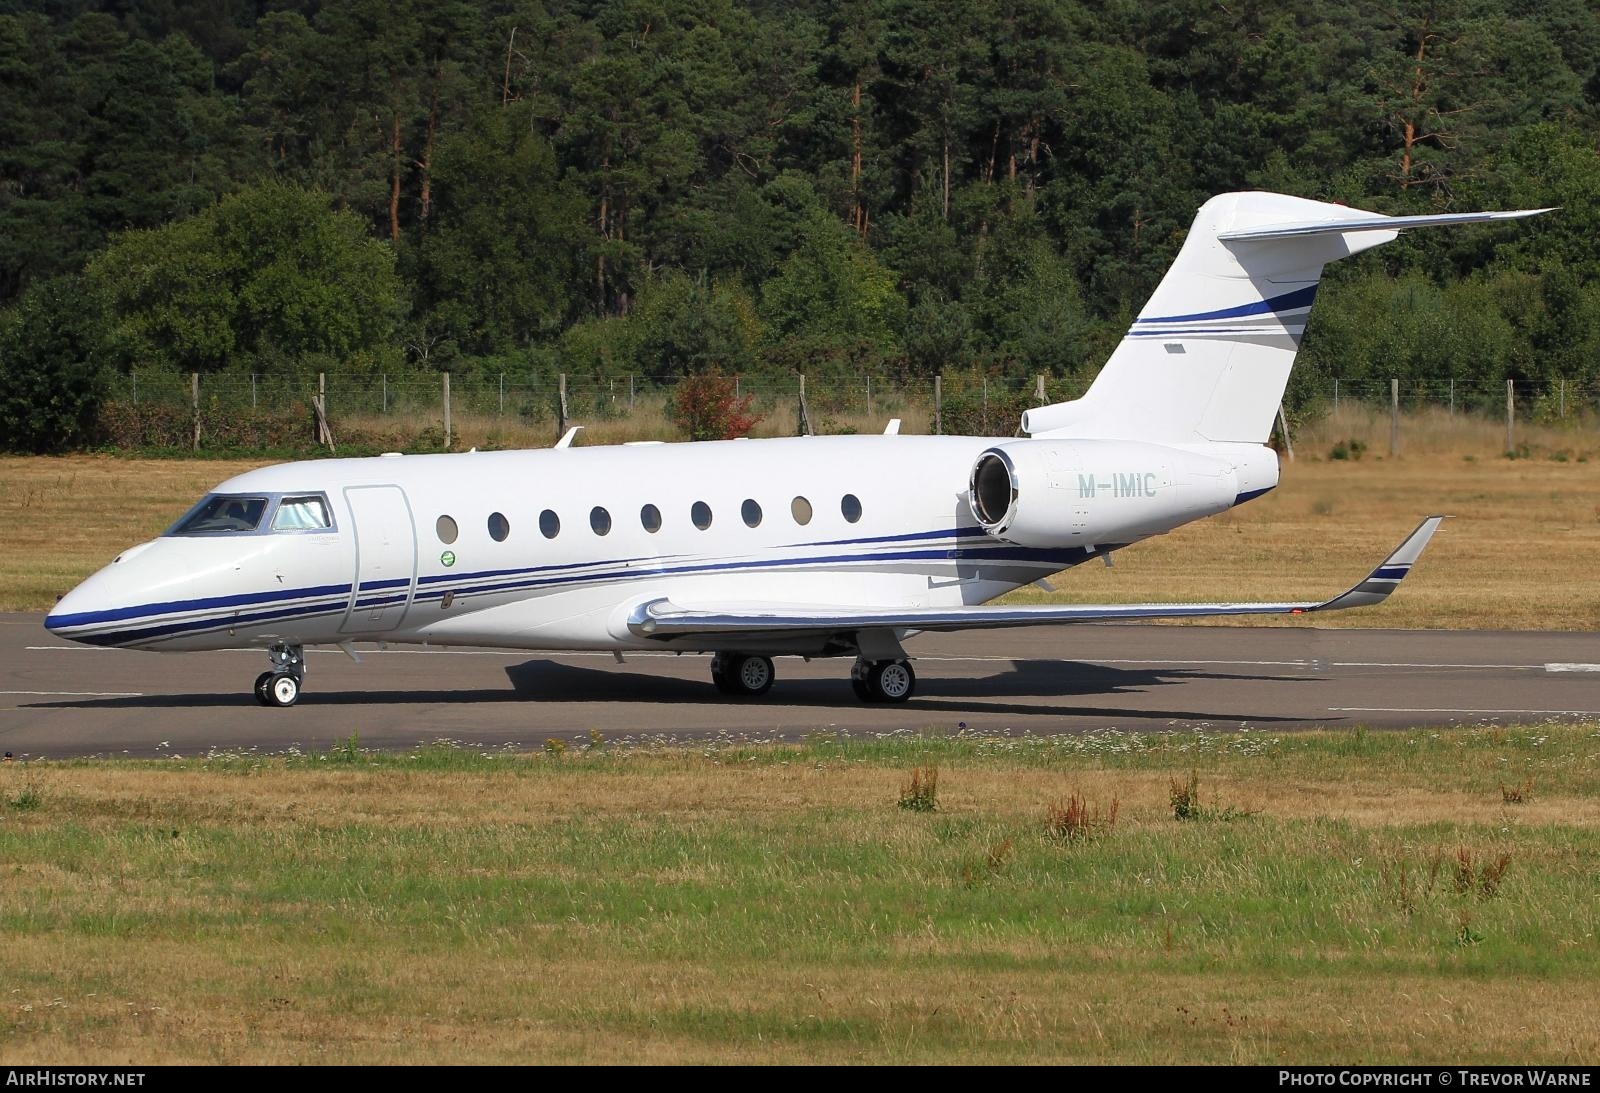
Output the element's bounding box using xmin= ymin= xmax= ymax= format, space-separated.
xmin=340 ymin=484 xmax=418 ymax=634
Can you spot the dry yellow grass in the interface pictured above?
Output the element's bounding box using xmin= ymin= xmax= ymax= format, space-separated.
xmin=4 ymin=440 xmax=1597 ymax=628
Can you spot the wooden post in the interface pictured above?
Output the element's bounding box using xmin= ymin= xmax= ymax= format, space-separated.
xmin=1035 ymin=373 xmax=1046 ymax=404
xmin=1560 ymin=377 xmax=1566 ymax=419
xmin=1276 ymin=403 xmax=1295 ymax=462
xmin=191 ymin=372 xmax=200 ymax=452
xmin=443 ymin=372 xmax=452 ymax=450
xmin=1333 ymin=378 xmax=1339 ymax=413
xmin=1448 ymin=377 xmax=1454 ymax=416
xmin=499 ymin=373 xmax=505 ymax=416
xmin=558 ymin=372 xmax=569 ymax=437
xmin=629 ymin=374 xmax=635 ymax=412
xmin=250 ymin=372 xmax=257 ymax=411
xmin=382 ymin=373 xmax=388 ymax=414
xmin=866 ymin=375 xmax=873 ymax=418
xmin=934 ymin=374 xmax=943 ymax=435
xmin=131 ymin=373 xmax=138 ymax=405
xmin=1506 ymin=379 xmax=1515 ymax=455
xmin=1389 ymin=378 xmax=1399 ymax=457
xmin=797 ymin=373 xmax=811 ymax=436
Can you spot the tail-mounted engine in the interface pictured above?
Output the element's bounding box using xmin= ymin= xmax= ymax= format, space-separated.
xmin=968 ymin=439 xmax=1258 ymax=548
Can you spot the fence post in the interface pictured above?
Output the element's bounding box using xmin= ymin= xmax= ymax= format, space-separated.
xmin=251 ymin=372 xmax=257 ymax=411
xmin=1389 ymin=378 xmax=1399 ymax=457
xmin=934 ymin=374 xmax=943 ymax=435
xmin=1560 ymin=377 xmax=1566 ymax=419
xmin=629 ymin=374 xmax=636 ymax=412
xmin=866 ymin=375 xmax=873 ymax=418
xmin=499 ymin=372 xmax=505 ymax=417
xmin=1448 ymin=378 xmax=1454 ymax=416
xmin=797 ymin=373 xmax=811 ymax=436
xmin=131 ymin=373 xmax=138 ymax=405
xmin=191 ymin=372 xmax=200 ymax=452
xmin=1506 ymin=379 xmax=1515 ymax=455
xmin=443 ymin=372 xmax=452 ymax=450
xmin=1276 ymin=403 xmax=1295 ymax=462
xmin=558 ymin=372 xmax=568 ymax=437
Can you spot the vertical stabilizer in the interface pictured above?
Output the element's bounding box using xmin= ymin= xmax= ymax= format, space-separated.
xmin=1021 ymin=192 xmax=1549 ymax=444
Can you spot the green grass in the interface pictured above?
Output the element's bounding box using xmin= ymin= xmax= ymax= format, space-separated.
xmin=2 ymin=724 xmax=1598 ymax=1062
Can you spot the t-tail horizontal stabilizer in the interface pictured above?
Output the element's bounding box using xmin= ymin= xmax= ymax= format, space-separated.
xmin=626 ymin=516 xmax=1446 ymax=640
xmin=1218 ymin=209 xmax=1554 ymax=242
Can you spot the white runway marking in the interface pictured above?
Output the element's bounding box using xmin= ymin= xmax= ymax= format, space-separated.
xmin=1330 ymin=707 xmax=1600 ymax=716
xmin=1545 ymin=663 xmax=1600 ymax=673
xmin=1 ymin=689 xmax=143 ymax=698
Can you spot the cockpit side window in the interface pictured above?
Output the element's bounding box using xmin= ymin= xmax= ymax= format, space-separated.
xmin=169 ymin=495 xmax=270 ymax=535
xmin=272 ymin=495 xmax=332 ymax=531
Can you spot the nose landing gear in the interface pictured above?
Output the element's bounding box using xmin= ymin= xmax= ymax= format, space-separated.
xmin=254 ymin=644 xmax=305 ymax=707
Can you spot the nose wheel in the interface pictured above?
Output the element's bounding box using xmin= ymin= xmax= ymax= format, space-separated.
xmin=254 ymin=644 xmax=305 ymax=707
xmin=852 ymin=658 xmax=915 ymax=703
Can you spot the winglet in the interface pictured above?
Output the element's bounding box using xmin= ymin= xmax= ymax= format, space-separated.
xmin=884 ymin=418 xmax=902 ymax=435
xmin=1311 ymin=516 xmax=1445 ymax=612
xmin=555 ymin=426 xmax=584 ymax=449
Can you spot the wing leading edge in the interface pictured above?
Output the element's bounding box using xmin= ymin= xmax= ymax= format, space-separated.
xmin=627 ymin=517 xmax=1444 ymax=639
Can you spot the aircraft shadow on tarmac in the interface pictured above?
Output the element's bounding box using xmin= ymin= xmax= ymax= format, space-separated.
xmin=26 ymin=657 xmax=1311 ymax=724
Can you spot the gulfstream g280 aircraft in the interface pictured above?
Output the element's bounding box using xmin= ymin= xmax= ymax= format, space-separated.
xmin=46 ymin=192 xmax=1548 ymax=706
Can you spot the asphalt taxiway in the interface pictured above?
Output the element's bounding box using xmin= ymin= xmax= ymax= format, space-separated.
xmin=2 ymin=613 xmax=1598 ymax=757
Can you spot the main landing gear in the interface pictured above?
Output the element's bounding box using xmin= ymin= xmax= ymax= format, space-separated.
xmin=706 ymin=653 xmax=917 ymax=703
xmin=851 ymin=658 xmax=916 ymax=703
xmin=253 ymin=643 xmax=305 ymax=708
xmin=710 ymin=653 xmax=775 ymax=697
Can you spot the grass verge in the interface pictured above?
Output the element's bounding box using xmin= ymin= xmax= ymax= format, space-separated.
xmin=2 ymin=723 xmax=1597 ymax=1063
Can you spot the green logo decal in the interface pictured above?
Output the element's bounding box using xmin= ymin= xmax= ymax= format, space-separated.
xmin=440 ymin=550 xmax=456 ymax=567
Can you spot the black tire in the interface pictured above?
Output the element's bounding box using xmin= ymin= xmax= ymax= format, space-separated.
xmin=265 ymin=673 xmax=300 ymax=708
xmin=729 ymin=655 xmax=774 ymax=696
xmin=710 ymin=655 xmax=738 ymax=695
xmin=253 ymin=671 xmax=275 ymax=706
xmin=868 ymin=659 xmax=915 ymax=703
xmin=850 ymin=673 xmax=874 ymax=703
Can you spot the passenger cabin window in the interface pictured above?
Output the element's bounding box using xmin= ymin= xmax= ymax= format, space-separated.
xmin=641 ymin=504 xmax=662 ymax=533
xmin=540 ymin=510 xmax=561 ymax=539
xmin=791 ymin=496 xmax=813 ymax=525
xmin=841 ymin=494 xmax=863 ymax=523
xmin=170 ymin=495 xmax=268 ymax=535
xmin=691 ymin=501 xmax=713 ymax=530
xmin=272 ymin=495 xmax=331 ymax=532
xmin=488 ymin=512 xmax=511 ymax=542
xmin=742 ymin=499 xmax=762 ymax=528
xmin=591 ymin=506 xmax=612 ymax=536
xmin=436 ymin=515 xmax=458 ymax=544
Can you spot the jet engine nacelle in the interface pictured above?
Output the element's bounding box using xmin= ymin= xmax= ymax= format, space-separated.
xmin=967 ymin=439 xmax=1252 ymax=548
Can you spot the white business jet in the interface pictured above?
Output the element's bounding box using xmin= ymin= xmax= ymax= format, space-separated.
xmin=46 ymin=192 xmax=1548 ymax=706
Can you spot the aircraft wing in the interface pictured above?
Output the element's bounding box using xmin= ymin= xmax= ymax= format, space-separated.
xmin=627 ymin=517 xmax=1444 ymax=639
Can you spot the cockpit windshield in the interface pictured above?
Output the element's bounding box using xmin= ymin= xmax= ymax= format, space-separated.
xmin=169 ymin=495 xmax=269 ymax=535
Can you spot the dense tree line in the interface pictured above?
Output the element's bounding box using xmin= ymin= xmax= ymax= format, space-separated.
xmin=2 ymin=0 xmax=1598 ymax=449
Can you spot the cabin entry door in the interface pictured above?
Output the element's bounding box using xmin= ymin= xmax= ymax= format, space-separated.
xmin=340 ymin=485 xmax=417 ymax=634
